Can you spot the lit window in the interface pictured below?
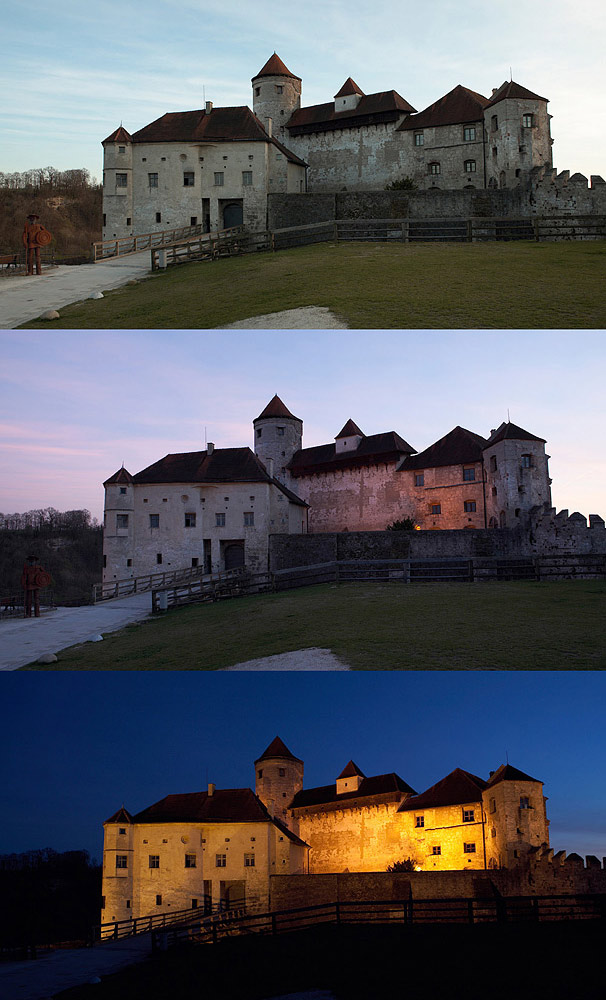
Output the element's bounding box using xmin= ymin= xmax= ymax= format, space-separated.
xmin=463 ymin=843 xmax=476 ymax=853
xmin=149 ymin=855 xmax=160 ymax=868
xmin=185 ymin=854 xmax=197 ymax=868
xmin=116 ymin=173 xmax=128 ymax=187
xmin=214 ymin=172 xmax=224 ymax=186
xmin=463 ymin=809 xmax=475 ymax=823
xmin=216 ymin=513 xmax=226 ymax=526
xmin=216 ymin=854 xmax=226 ymax=868
xmin=244 ymin=853 xmax=255 ymax=867
xmin=183 ymin=171 xmax=195 ymax=186
xmin=116 ymin=855 xmax=127 ymax=868
xmin=149 ymin=514 xmax=159 ymax=528
xmin=464 ymin=501 xmax=476 ymax=513
xmin=415 ymin=473 xmax=424 ymax=487
xmin=185 ymin=512 xmax=196 ymax=528
xmin=414 ymin=132 xmax=424 ymax=146
xmin=463 ymin=127 xmax=476 ymax=141
xmin=148 ymin=173 xmax=158 ymax=187
xmin=463 ymin=468 xmax=475 ymax=482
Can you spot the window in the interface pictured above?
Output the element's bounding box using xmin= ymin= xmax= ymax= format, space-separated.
xmin=522 ymin=113 xmax=534 ymax=128
xmin=463 ymin=809 xmax=475 ymax=823
xmin=415 ymin=473 xmax=424 ymax=487
xmin=185 ymin=512 xmax=196 ymax=528
xmin=244 ymin=512 xmax=254 ymax=526
xmin=156 ymin=212 xmax=161 ymax=223
xmin=127 ymin=559 xmax=132 ymax=567
xmin=490 ymin=455 xmax=497 ymax=472
xmin=463 ymin=468 xmax=475 ymax=481
xmin=103 ymin=213 xmax=106 ymax=226
xmin=464 ymin=159 xmax=476 ymax=173
xmin=463 ymin=126 xmax=476 ymax=141
xmin=242 ymin=171 xmax=253 ymax=186
xmin=101 ymin=896 xmax=106 ymax=908
xmin=428 ymin=162 xmax=440 ymax=175
xmin=520 ymin=796 xmax=530 ymax=809
xmin=277 ymin=426 xmax=285 ymax=436
xmin=414 ymin=131 xmax=424 ymax=146
xmin=149 ymin=514 xmax=159 ymax=528
xmin=156 ymin=553 xmax=162 ymax=565
xmin=490 ymin=799 xmax=496 ymax=814
xmin=118 ymin=145 xmax=126 ymax=154
xmin=244 ymin=853 xmax=255 ymax=867
xmin=431 ymin=504 xmax=441 ymax=515
xmin=521 ymin=454 xmax=533 ymax=468
xmin=119 ymin=487 xmax=127 ymax=494
xmin=415 ymin=815 xmax=424 ymax=828
xmin=258 ymin=769 xmax=263 ymax=778
xmin=149 ymin=855 xmax=160 ymax=868
xmin=155 ymin=894 xmax=162 ymax=905
xmin=191 ymin=557 xmax=199 ymax=567
xmin=116 ymin=173 xmax=127 ymax=187
xmin=126 ymin=217 xmax=131 ymax=226
xmin=256 ymin=428 xmax=262 ymax=438
xmin=117 ymin=514 xmax=129 ymax=529
xmin=216 ymin=854 xmax=226 ymax=867
xmin=255 ymin=87 xmax=260 ymax=96
xmin=214 ymin=172 xmax=224 ymax=186
xmin=116 ymin=855 xmax=127 ymax=868
xmin=183 ymin=171 xmax=195 ymax=186
xmin=464 ymin=501 xmax=477 ymax=513
xmin=432 ymin=846 xmax=441 ymax=856
xmin=119 ymin=828 xmax=126 ymax=835
xmin=190 ymin=217 xmax=197 ymax=226
xmin=126 ymin=899 xmax=131 ymax=908
xmin=491 ymin=115 xmax=498 ymax=131
xmin=275 ymin=85 xmax=283 ymax=94
xmin=148 ymin=173 xmax=158 ymax=187
xmin=185 ymin=854 xmax=197 ymax=868
xmin=216 ymin=513 xmax=225 ymax=527
xmin=463 ymin=843 xmax=476 ymax=854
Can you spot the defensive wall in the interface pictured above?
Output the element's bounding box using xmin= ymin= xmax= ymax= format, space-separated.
xmin=269 ymin=849 xmax=606 ymax=910
xmin=267 ymin=167 xmax=606 ymax=230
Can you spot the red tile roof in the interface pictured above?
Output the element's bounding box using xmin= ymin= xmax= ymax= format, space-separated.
xmin=253 ymin=53 xmax=301 ymax=81
xmin=103 ymin=466 xmax=134 ymax=486
xmin=336 ymin=419 xmax=364 ymax=439
xmin=255 ymin=736 xmax=303 ymax=764
xmin=291 ymin=772 xmax=416 ymax=809
xmin=485 ymin=422 xmax=545 ymax=446
xmin=399 ymin=84 xmax=489 ymax=130
xmin=287 ymin=91 xmax=415 ymax=136
xmin=334 ymin=78 xmax=364 ymax=98
xmin=398 ymin=768 xmax=487 ymax=811
xmin=486 ymin=764 xmax=541 ymax=787
xmin=289 ymin=431 xmax=415 ymax=477
xmin=255 ymin=395 xmax=301 ymax=422
xmin=400 ymin=426 xmax=487 ymax=471
xmin=487 ymin=81 xmax=548 ymax=107
xmin=337 ymin=760 xmax=365 ymax=779
xmin=102 ymin=125 xmax=133 ymax=144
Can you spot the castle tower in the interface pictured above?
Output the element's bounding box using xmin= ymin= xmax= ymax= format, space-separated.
xmin=255 ymin=736 xmax=304 ymax=831
xmin=482 ymin=764 xmax=549 ymax=869
xmin=101 ymin=126 xmax=134 ymax=240
xmin=103 ymin=466 xmax=135 ymax=583
xmin=253 ymin=395 xmax=303 ymax=487
xmin=333 ymin=78 xmax=364 ymax=114
xmin=484 ymin=82 xmax=552 ymax=188
xmin=252 ymin=54 xmax=302 ymax=141
xmin=483 ymin=422 xmax=552 ymax=529
xmin=336 ymin=760 xmax=365 ymax=795
xmin=101 ymin=807 xmax=135 ymax=930
xmin=335 ymin=419 xmax=365 ymax=455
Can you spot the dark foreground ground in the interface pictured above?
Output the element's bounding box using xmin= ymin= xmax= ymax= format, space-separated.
xmin=57 ymin=922 xmax=602 ymax=1000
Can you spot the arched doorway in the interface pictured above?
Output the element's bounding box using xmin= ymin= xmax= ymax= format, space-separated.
xmin=224 ymin=543 xmax=245 ymax=570
xmin=223 ymin=202 xmax=243 ymax=228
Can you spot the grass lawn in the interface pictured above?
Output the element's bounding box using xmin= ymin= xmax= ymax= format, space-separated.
xmin=33 ymin=580 xmax=606 ymax=670
xmin=19 ymin=240 xmax=606 ymax=329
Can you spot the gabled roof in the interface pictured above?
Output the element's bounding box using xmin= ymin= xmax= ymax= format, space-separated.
xmin=291 ymin=772 xmax=416 ymax=809
xmin=103 ymin=466 xmax=134 ymax=486
xmin=128 ymin=106 xmax=305 ymax=165
xmin=102 ymin=125 xmax=133 ymax=144
xmin=400 ymin=426 xmax=487 ymax=471
xmin=287 ymin=90 xmax=415 ymax=136
xmin=486 ymin=764 xmax=541 ymax=787
xmin=255 ymin=736 xmax=303 ymax=764
xmin=487 ymin=81 xmax=548 ymax=107
xmin=132 ymin=447 xmax=271 ymax=485
xmin=132 ymin=787 xmax=272 ymax=824
xmin=253 ymin=53 xmax=301 ymax=81
xmin=398 ymin=768 xmax=487 ymax=811
xmin=334 ymin=78 xmax=364 ymax=99
xmin=336 ymin=419 xmax=364 ymax=439
xmin=289 ymin=431 xmax=415 ymax=477
xmin=337 ymin=760 xmax=365 ymax=779
xmin=485 ymin=422 xmax=546 ymax=447
xmin=105 ymin=806 xmax=134 ymax=824
xmin=398 ymin=84 xmax=489 ymax=130
xmin=255 ymin=395 xmax=301 ymax=422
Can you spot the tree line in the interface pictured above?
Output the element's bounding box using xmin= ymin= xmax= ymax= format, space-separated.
xmin=0 ymin=167 xmax=99 ymax=193
xmin=0 ymin=507 xmax=99 ymax=532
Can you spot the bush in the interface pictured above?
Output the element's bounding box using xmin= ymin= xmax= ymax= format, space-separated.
xmin=386 ymin=517 xmax=418 ymax=531
xmin=385 ymin=176 xmax=417 ymax=191
xmin=386 ymin=858 xmax=418 ymax=872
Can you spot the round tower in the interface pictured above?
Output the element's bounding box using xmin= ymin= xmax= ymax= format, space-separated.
xmin=101 ymin=806 xmax=134 ymax=931
xmin=101 ymin=125 xmax=134 ymax=240
xmin=103 ymin=466 xmax=135 ymax=583
xmin=253 ymin=394 xmax=302 ymax=487
xmin=255 ymin=736 xmax=304 ymax=829
xmin=483 ymin=421 xmax=552 ymax=529
xmin=482 ymin=764 xmax=549 ymax=869
xmin=252 ymin=54 xmax=301 ymax=140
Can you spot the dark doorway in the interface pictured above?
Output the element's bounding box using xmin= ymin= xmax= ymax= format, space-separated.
xmin=224 ymin=543 xmax=245 ymax=570
xmin=223 ymin=202 xmax=243 ymax=228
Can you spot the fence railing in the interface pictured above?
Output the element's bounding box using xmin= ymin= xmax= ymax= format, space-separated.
xmin=92 ymin=565 xmax=205 ymax=603
xmin=92 ymin=223 xmax=209 ymax=261
xmin=152 ymin=893 xmax=606 ymax=952
xmin=94 ymin=899 xmax=243 ymax=943
xmin=150 ymin=227 xmax=269 ymax=270
xmin=151 ymin=566 xmax=256 ymax=611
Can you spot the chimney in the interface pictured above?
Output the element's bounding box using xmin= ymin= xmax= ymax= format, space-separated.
xmin=207 ymin=442 xmax=214 ymax=455
xmin=266 ymin=116 xmax=273 ymax=137
xmin=208 ymin=782 xmax=215 ymax=796
xmin=205 ymin=101 xmax=213 ymax=115
xmin=492 ymin=88 xmax=497 ymax=96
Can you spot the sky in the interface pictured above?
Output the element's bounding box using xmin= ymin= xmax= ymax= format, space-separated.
xmin=1 ymin=0 xmax=605 ymax=183
xmin=0 ymin=329 xmax=604 ymax=521
xmin=1 ymin=671 xmax=605 ymax=861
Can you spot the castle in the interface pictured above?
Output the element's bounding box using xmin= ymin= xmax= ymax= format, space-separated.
xmin=102 ymin=395 xmax=551 ymax=583
xmin=102 ymin=54 xmax=553 ymax=238
xmin=101 ymin=736 xmax=550 ymax=924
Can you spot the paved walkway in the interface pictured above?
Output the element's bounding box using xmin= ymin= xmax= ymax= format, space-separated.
xmin=0 ymin=252 xmax=151 ymax=329
xmin=0 ymin=593 xmax=151 ymax=670
xmin=0 ymin=934 xmax=153 ymax=1000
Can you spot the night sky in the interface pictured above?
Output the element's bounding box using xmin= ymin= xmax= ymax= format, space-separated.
xmin=2 ymin=671 xmax=604 ymax=863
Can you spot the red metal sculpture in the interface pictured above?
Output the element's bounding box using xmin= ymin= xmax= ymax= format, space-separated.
xmin=22 ymin=214 xmax=52 ymax=275
xmin=21 ymin=556 xmax=51 ymax=617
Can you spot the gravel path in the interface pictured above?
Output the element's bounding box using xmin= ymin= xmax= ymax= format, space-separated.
xmin=221 ymin=306 xmax=347 ymax=328
xmin=223 ymin=648 xmax=351 ymax=670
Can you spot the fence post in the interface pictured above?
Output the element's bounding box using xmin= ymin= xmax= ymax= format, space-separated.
xmin=467 ymin=219 xmax=473 ymax=242
xmin=534 ymin=217 xmax=541 ymax=241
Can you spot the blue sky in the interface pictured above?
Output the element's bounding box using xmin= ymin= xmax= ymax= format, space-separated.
xmin=1 ymin=0 xmax=605 ymax=182
xmin=0 ymin=329 xmax=604 ymax=520
xmin=1 ymin=671 xmax=604 ymax=861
